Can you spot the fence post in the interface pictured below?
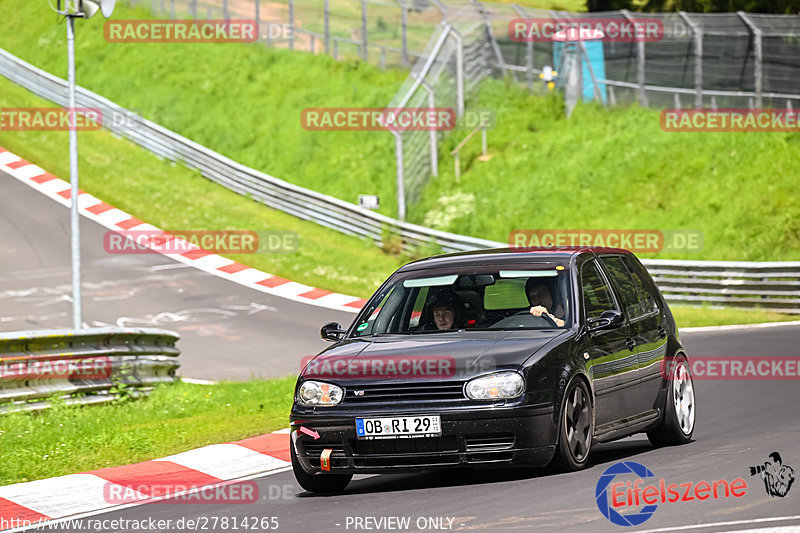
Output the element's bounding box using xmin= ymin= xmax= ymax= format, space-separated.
xmin=738 ymin=11 xmax=763 ymax=108
xmin=380 ymin=47 xmax=386 ymax=69
xmin=324 ymin=0 xmax=331 ymax=55
xmin=288 ymin=0 xmax=295 ymax=50
xmin=512 ymin=5 xmax=534 ymax=91
xmin=622 ymin=10 xmax=647 ymax=107
xmin=169 ymin=0 xmax=174 ymax=19
xmin=361 ymin=0 xmax=368 ymax=61
xmin=401 ymin=1 xmax=409 ymax=66
xmin=449 ymin=28 xmax=465 ymax=115
xmin=255 ymin=0 xmax=261 ymax=44
xmin=679 ymin=12 xmax=703 ymax=108
xmin=471 ymin=0 xmax=508 ymax=77
xmin=393 ymin=132 xmax=406 ymax=221
xmin=191 ymin=0 xmax=196 ymax=19
xmin=223 ymin=0 xmax=229 ymax=20
xmin=334 ymin=40 xmax=339 ymax=60
xmin=416 ymin=76 xmax=439 ymax=178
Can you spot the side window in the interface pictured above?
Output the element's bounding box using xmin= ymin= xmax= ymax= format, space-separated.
xmin=621 ymin=256 xmax=659 ymax=315
xmin=408 ymin=287 xmax=428 ymax=328
xmin=601 ymin=256 xmax=645 ymax=319
xmin=581 ymin=260 xmax=617 ymax=320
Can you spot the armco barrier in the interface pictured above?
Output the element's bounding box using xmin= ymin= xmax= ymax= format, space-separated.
xmin=1 ymin=49 xmax=798 ymax=312
xmin=0 ymin=328 xmax=180 ymax=413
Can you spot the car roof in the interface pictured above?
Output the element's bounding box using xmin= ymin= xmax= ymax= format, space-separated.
xmin=399 ymin=247 xmax=633 ymax=272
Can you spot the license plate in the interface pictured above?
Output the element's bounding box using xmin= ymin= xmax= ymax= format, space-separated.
xmin=355 ymin=415 xmax=441 ymax=439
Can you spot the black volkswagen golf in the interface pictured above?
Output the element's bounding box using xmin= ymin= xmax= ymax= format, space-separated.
xmin=290 ymin=248 xmax=696 ymax=493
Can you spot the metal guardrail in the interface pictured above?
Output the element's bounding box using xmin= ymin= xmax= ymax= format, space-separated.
xmin=641 ymin=259 xmax=800 ymax=314
xmin=1 ymin=50 xmax=799 ymax=312
xmin=0 ymin=328 xmax=180 ymax=413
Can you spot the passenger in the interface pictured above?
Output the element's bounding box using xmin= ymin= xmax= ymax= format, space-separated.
xmin=427 ymin=291 xmax=463 ymax=331
xmin=526 ymin=279 xmax=566 ymax=327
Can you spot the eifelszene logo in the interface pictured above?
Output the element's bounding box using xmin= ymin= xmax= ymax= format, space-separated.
xmin=749 ymin=452 xmax=795 ymax=497
xmin=596 ymin=461 xmax=748 ymax=527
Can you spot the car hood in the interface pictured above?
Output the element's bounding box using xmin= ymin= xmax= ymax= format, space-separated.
xmin=301 ymin=330 xmax=567 ymax=383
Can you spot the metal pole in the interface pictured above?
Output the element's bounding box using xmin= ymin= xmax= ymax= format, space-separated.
xmin=512 ymin=4 xmax=533 ymax=91
xmin=255 ymin=0 xmax=261 ymax=43
xmin=738 ymin=12 xmax=763 ymax=108
xmin=416 ymin=76 xmax=438 ymax=178
xmin=401 ymin=3 xmax=409 ymax=67
xmin=288 ymin=0 xmax=294 ymax=50
xmin=191 ymin=0 xmax=196 ymax=18
xmin=66 ymin=16 xmax=82 ymax=330
xmin=481 ymin=126 xmax=487 ymax=155
xmin=169 ymin=0 xmax=175 ymax=19
xmin=622 ymin=10 xmax=647 ymax=107
xmin=679 ymin=12 xmax=703 ymax=108
xmin=324 ymin=0 xmax=330 ymax=55
xmin=393 ymin=133 xmax=406 ymax=221
xmin=223 ymin=0 xmax=228 ymax=20
xmin=450 ymin=28 xmax=465 ymax=115
xmin=361 ymin=0 xmax=368 ymax=61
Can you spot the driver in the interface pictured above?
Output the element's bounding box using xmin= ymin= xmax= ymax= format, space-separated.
xmin=526 ymin=279 xmax=565 ymax=327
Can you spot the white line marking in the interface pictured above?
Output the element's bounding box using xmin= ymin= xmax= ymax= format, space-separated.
xmin=682 ymin=320 xmax=800 ymax=333
xmin=636 ymin=514 xmax=800 ymax=533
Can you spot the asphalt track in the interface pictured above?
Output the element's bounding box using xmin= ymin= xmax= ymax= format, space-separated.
xmin=0 ymin=170 xmax=353 ymax=380
xmin=3 ymin=170 xmax=800 ymax=532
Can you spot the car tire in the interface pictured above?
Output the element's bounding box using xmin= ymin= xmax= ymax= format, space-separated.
xmin=647 ymin=357 xmax=695 ymax=447
xmin=290 ymin=438 xmax=352 ymax=493
xmin=553 ymin=378 xmax=593 ymax=472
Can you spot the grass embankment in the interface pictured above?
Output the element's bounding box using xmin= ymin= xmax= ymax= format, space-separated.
xmin=0 ymin=378 xmax=295 ymax=486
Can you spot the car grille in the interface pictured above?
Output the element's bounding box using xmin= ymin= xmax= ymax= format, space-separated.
xmin=344 ymin=381 xmax=465 ymax=403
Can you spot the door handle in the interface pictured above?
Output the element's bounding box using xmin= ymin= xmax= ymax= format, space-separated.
xmin=626 ymin=338 xmax=636 ymax=351
xmin=658 ymin=327 xmax=667 ymax=339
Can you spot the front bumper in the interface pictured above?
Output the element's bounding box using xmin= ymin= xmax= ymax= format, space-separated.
xmin=290 ymin=403 xmax=557 ymax=475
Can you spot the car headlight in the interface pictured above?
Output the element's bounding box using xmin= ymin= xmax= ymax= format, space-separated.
xmin=297 ymin=380 xmax=343 ymax=406
xmin=465 ymin=372 xmax=524 ymax=400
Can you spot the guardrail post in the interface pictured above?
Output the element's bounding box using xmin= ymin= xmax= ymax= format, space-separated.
xmin=679 ymin=12 xmax=703 ymax=108
xmin=288 ymin=0 xmax=295 ymax=50
xmin=361 ymin=0 xmax=368 ymax=61
xmin=738 ymin=11 xmax=763 ymax=108
xmin=324 ymin=0 xmax=331 ymax=55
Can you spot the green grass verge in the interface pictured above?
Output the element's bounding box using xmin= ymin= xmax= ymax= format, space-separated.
xmin=670 ymin=305 xmax=799 ymax=328
xmin=0 ymin=378 xmax=294 ymax=486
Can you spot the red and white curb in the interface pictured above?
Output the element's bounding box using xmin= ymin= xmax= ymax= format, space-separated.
xmin=0 ymin=429 xmax=291 ymax=531
xmin=0 ymin=145 xmax=366 ymax=314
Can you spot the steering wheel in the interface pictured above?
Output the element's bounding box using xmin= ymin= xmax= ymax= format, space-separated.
xmin=513 ymin=308 xmax=558 ymax=327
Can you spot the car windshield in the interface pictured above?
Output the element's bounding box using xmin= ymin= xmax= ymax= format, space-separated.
xmin=351 ymin=262 xmax=572 ymax=336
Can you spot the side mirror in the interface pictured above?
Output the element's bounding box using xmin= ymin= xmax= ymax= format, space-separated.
xmin=587 ymin=310 xmax=624 ymax=332
xmin=320 ymin=322 xmax=346 ymax=342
